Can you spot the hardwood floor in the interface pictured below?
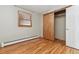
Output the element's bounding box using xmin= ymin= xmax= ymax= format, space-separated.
xmin=0 ymin=38 xmax=79 ymax=54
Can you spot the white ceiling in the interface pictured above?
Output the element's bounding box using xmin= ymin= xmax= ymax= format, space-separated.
xmin=17 ymin=5 xmax=68 ymax=13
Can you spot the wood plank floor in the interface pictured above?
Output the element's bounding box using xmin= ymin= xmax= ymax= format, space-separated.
xmin=0 ymin=38 xmax=79 ymax=54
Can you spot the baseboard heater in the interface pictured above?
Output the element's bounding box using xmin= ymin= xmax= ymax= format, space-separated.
xmin=0 ymin=35 xmax=40 ymax=47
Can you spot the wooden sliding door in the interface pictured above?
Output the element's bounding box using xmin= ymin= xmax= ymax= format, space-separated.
xmin=43 ymin=12 xmax=54 ymax=40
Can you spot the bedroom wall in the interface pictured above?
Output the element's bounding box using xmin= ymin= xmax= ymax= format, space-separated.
xmin=0 ymin=5 xmax=41 ymax=43
xmin=40 ymin=14 xmax=43 ymax=37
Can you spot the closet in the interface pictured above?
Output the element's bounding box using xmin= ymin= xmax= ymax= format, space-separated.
xmin=43 ymin=9 xmax=66 ymax=41
xmin=54 ymin=10 xmax=66 ymax=41
xmin=43 ymin=5 xmax=79 ymax=49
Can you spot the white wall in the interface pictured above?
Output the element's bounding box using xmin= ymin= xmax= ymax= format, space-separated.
xmin=40 ymin=14 xmax=43 ymax=37
xmin=0 ymin=5 xmax=41 ymax=43
xmin=55 ymin=15 xmax=65 ymax=40
xmin=73 ymin=6 xmax=79 ymax=49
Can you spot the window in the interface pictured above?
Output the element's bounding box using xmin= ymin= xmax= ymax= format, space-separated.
xmin=18 ymin=10 xmax=32 ymax=27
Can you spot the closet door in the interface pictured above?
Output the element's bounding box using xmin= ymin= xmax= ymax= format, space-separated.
xmin=43 ymin=13 xmax=54 ymax=40
xmin=66 ymin=6 xmax=75 ymax=48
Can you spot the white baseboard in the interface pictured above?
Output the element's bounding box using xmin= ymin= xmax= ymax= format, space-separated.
xmin=0 ymin=42 xmax=4 ymax=47
xmin=0 ymin=35 xmax=40 ymax=47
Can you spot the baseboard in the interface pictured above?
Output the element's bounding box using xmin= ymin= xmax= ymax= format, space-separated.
xmin=66 ymin=46 xmax=79 ymax=50
xmin=0 ymin=35 xmax=40 ymax=47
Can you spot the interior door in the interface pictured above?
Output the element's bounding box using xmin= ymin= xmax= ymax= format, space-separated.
xmin=66 ymin=6 xmax=75 ymax=47
xmin=43 ymin=13 xmax=54 ymax=40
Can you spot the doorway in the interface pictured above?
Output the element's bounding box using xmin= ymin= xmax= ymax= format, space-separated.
xmin=54 ymin=9 xmax=66 ymax=42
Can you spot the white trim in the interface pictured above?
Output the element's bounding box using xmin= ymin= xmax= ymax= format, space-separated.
xmin=0 ymin=42 xmax=4 ymax=47
xmin=0 ymin=36 xmax=40 ymax=47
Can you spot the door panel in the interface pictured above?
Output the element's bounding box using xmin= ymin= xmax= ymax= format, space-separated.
xmin=43 ymin=13 xmax=54 ymax=40
xmin=66 ymin=6 xmax=75 ymax=47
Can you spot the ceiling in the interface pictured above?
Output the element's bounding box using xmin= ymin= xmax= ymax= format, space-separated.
xmin=17 ymin=5 xmax=68 ymax=14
